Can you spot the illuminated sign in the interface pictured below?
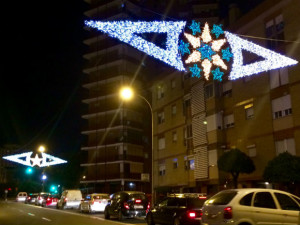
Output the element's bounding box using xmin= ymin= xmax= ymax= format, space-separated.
xmin=85 ymin=20 xmax=298 ymax=81
xmin=2 ymin=152 xmax=67 ymax=167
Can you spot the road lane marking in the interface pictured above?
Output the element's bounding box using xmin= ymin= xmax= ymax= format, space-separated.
xmin=28 ymin=213 xmax=35 ymax=216
xmin=19 ymin=209 xmax=24 ymax=213
xmin=42 ymin=217 xmax=51 ymax=221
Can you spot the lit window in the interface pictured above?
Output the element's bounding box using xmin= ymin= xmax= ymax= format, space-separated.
xmin=158 ymin=111 xmax=165 ymax=124
xmin=158 ymin=136 xmax=165 ymax=150
xmin=157 ymin=85 xmax=165 ymax=99
xmin=172 ymin=131 xmax=177 ymax=142
xmin=247 ymin=145 xmax=256 ymax=157
xmin=271 ymin=95 xmax=292 ymax=119
xmin=224 ymin=114 xmax=234 ymax=128
xmin=245 ymin=104 xmax=254 ymax=119
xmin=171 ymin=104 xmax=177 ymax=116
xmin=270 ymin=68 xmax=289 ymax=89
xmin=173 ymin=158 xmax=178 ymax=169
xmin=275 ymin=138 xmax=295 ymax=155
xmin=159 ymin=162 xmax=166 ymax=176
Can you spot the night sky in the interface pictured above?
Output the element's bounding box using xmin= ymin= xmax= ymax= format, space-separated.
xmin=0 ymin=0 xmax=88 ymax=156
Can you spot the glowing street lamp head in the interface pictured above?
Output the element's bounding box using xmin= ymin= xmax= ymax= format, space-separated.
xmin=38 ymin=145 xmax=46 ymax=153
xmin=42 ymin=175 xmax=47 ymax=180
xmin=120 ymin=87 xmax=134 ymax=101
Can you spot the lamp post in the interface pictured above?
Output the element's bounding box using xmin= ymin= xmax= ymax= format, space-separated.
xmin=119 ymin=87 xmax=155 ymax=205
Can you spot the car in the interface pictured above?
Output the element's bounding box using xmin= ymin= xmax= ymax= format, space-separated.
xmin=25 ymin=193 xmax=39 ymax=204
xmin=35 ymin=192 xmax=50 ymax=206
xmin=16 ymin=192 xmax=27 ymax=202
xmin=146 ymin=193 xmax=207 ymax=225
xmin=41 ymin=194 xmax=59 ymax=207
xmin=80 ymin=193 xmax=110 ymax=213
xmin=201 ymin=188 xmax=300 ymax=225
xmin=57 ymin=189 xmax=83 ymax=209
xmin=104 ymin=191 xmax=150 ymax=220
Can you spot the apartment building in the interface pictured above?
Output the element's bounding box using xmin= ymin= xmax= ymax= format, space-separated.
xmin=151 ymin=0 xmax=300 ymax=196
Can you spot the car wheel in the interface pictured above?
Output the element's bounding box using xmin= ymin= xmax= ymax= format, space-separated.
xmin=173 ymin=217 xmax=181 ymax=225
xmin=118 ymin=210 xmax=124 ymax=221
xmin=146 ymin=214 xmax=155 ymax=225
xmin=80 ymin=204 xmax=84 ymax=213
xmin=104 ymin=209 xmax=110 ymax=219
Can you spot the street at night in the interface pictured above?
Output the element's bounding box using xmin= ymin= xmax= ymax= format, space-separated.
xmin=0 ymin=200 xmax=146 ymax=225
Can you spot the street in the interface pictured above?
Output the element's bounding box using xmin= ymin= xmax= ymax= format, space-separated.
xmin=0 ymin=200 xmax=147 ymax=225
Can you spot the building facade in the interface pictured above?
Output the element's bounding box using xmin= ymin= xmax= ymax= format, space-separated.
xmin=151 ymin=0 xmax=300 ymax=197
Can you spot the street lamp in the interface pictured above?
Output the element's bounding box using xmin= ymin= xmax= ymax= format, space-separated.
xmin=38 ymin=145 xmax=46 ymax=153
xmin=41 ymin=174 xmax=47 ymax=192
xmin=120 ymin=87 xmax=154 ymax=205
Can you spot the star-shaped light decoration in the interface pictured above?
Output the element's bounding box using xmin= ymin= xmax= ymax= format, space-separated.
xmin=178 ymin=40 xmax=190 ymax=56
xmin=212 ymin=67 xmax=224 ymax=81
xmin=188 ymin=20 xmax=201 ymax=35
xmin=30 ymin=154 xmax=43 ymax=167
xmin=211 ymin=24 xmax=224 ymax=38
xmin=189 ymin=64 xmax=202 ymax=78
xmin=183 ymin=22 xmax=230 ymax=81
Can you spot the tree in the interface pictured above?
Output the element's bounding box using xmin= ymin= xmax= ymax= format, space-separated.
xmin=263 ymin=152 xmax=300 ymax=189
xmin=218 ymin=148 xmax=255 ymax=188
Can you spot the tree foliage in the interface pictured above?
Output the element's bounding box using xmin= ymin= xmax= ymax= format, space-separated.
xmin=218 ymin=148 xmax=255 ymax=188
xmin=263 ymin=152 xmax=300 ymax=184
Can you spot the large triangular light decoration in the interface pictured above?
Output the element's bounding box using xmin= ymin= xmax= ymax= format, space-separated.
xmin=225 ymin=32 xmax=298 ymax=80
xmin=85 ymin=20 xmax=298 ymax=81
xmin=85 ymin=20 xmax=186 ymax=71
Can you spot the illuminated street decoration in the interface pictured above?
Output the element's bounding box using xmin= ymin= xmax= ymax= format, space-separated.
xmin=85 ymin=20 xmax=298 ymax=81
xmin=2 ymin=152 xmax=67 ymax=167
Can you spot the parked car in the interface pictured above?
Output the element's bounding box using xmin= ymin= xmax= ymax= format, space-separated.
xmin=35 ymin=192 xmax=50 ymax=206
xmin=41 ymin=194 xmax=59 ymax=207
xmin=201 ymin=188 xmax=300 ymax=225
xmin=57 ymin=189 xmax=82 ymax=209
xmin=16 ymin=192 xmax=27 ymax=202
xmin=80 ymin=193 xmax=110 ymax=213
xmin=146 ymin=193 xmax=207 ymax=225
xmin=104 ymin=191 xmax=150 ymax=220
xmin=25 ymin=193 xmax=39 ymax=204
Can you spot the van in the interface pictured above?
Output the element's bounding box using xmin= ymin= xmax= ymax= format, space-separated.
xmin=57 ymin=189 xmax=82 ymax=209
xmin=16 ymin=192 xmax=27 ymax=202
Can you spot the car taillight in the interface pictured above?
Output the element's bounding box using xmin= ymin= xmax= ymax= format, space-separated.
xmin=147 ymin=202 xmax=150 ymax=209
xmin=188 ymin=211 xmax=196 ymax=219
xmin=47 ymin=198 xmax=50 ymax=201
xmin=28 ymin=197 xmax=31 ymax=200
xmin=135 ymin=199 xmax=142 ymax=204
xmin=64 ymin=197 xmax=68 ymax=202
xmin=124 ymin=202 xmax=130 ymax=209
xmin=199 ymin=196 xmax=207 ymax=199
xmin=224 ymin=207 xmax=232 ymax=219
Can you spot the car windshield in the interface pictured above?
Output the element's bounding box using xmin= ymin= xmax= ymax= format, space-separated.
xmin=93 ymin=195 xmax=109 ymax=199
xmin=187 ymin=198 xmax=206 ymax=208
xmin=206 ymin=191 xmax=237 ymax=205
xmin=128 ymin=193 xmax=147 ymax=200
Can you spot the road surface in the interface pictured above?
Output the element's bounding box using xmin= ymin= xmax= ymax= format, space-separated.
xmin=0 ymin=200 xmax=147 ymax=225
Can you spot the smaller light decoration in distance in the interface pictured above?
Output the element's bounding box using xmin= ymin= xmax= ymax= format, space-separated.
xmin=2 ymin=152 xmax=67 ymax=167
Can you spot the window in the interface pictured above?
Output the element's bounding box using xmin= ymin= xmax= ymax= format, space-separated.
xmin=275 ymin=138 xmax=296 ymax=155
xmin=275 ymin=193 xmax=300 ymax=211
xmin=171 ymin=104 xmax=177 ymax=116
xmin=171 ymin=79 xmax=176 ymax=89
xmin=208 ymin=150 xmax=217 ymax=166
xmin=206 ymin=191 xmax=237 ymax=205
xmin=173 ymin=158 xmax=178 ymax=169
xmin=158 ymin=136 xmax=165 ymax=150
xmin=254 ymin=192 xmax=276 ymax=209
xmin=205 ymin=83 xmax=214 ymax=99
xmin=270 ymin=68 xmax=289 ymax=89
xmin=247 ymin=145 xmax=257 ymax=157
xmin=265 ymin=14 xmax=284 ymax=49
xmin=183 ymin=98 xmax=191 ymax=117
xmin=172 ymin=131 xmax=177 ymax=142
xmin=245 ymin=104 xmax=254 ymax=119
xmin=184 ymin=156 xmax=194 ymax=170
xmin=239 ymin=193 xmax=254 ymax=206
xmin=272 ymin=95 xmax=292 ymax=119
xmin=189 ymin=159 xmax=195 ymax=170
xmin=224 ymin=114 xmax=234 ymax=128
xmin=158 ymin=111 xmax=165 ymax=124
xmin=157 ymin=85 xmax=164 ymax=99
xmin=159 ymin=162 xmax=166 ymax=176
xmin=222 ymin=81 xmax=232 ymax=97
